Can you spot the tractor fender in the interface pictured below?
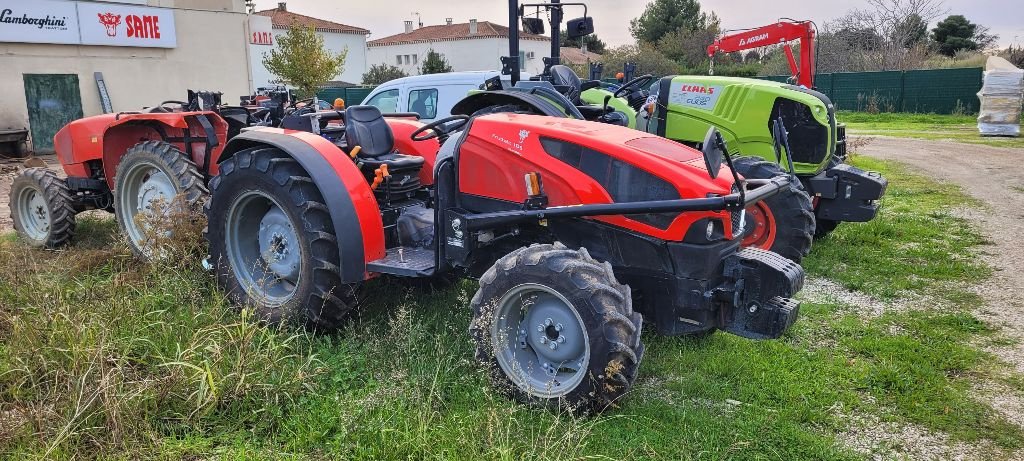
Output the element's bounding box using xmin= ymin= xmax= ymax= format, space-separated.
xmin=450 ymin=91 xmax=570 ymax=118
xmin=219 ymin=128 xmax=386 ymax=283
xmin=56 ymin=112 xmax=226 ymax=187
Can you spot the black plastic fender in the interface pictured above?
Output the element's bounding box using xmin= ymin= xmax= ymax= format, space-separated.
xmin=450 ymin=91 xmax=572 ymax=118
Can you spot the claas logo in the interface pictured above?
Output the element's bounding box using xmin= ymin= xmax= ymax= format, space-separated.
xmin=680 ymin=84 xmax=715 ymax=95
xmin=97 ymin=12 xmax=162 ymax=39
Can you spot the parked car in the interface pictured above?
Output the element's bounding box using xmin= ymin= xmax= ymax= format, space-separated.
xmin=360 ymin=71 xmax=531 ymax=121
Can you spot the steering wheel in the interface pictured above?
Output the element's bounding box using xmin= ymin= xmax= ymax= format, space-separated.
xmin=411 ymin=115 xmax=470 ymax=142
xmin=150 ymin=100 xmax=188 ymax=113
xmin=613 ymin=75 xmax=654 ymax=99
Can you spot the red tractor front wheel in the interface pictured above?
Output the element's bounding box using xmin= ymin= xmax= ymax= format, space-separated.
xmin=732 ymin=157 xmax=815 ymax=263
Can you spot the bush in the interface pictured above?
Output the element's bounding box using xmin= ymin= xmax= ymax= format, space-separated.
xmin=362 ymin=64 xmax=408 ymax=86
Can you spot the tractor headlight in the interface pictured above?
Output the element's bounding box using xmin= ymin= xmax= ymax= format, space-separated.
xmin=706 ymin=221 xmax=715 ymax=240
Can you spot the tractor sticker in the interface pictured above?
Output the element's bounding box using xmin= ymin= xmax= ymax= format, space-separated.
xmin=668 ymin=83 xmax=723 ymax=111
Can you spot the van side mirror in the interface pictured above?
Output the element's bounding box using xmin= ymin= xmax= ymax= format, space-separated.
xmin=701 ymin=127 xmax=727 ymax=179
xmin=566 ymin=17 xmax=594 ymax=39
xmin=522 ymin=17 xmax=545 ymax=35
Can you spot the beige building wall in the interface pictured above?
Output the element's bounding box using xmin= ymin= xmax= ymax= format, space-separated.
xmin=0 ymin=0 xmax=252 ymax=150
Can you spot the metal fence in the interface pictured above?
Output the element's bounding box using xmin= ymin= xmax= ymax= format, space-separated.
xmin=759 ymin=67 xmax=983 ymax=114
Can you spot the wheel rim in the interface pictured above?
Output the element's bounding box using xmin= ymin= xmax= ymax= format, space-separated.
xmin=225 ymin=190 xmax=302 ymax=307
xmin=118 ymin=161 xmax=179 ymax=247
xmin=16 ymin=186 xmax=51 ymax=241
xmin=491 ymin=283 xmax=590 ymax=398
xmin=741 ymin=201 xmax=777 ymax=249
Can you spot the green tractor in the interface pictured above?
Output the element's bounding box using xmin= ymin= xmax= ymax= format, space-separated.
xmin=453 ymin=4 xmax=887 ymax=262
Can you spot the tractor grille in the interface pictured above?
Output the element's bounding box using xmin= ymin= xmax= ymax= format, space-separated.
xmin=731 ymin=209 xmax=746 ymax=238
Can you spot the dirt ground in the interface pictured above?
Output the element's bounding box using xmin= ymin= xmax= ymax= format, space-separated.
xmin=856 ymin=136 xmax=1024 ymax=374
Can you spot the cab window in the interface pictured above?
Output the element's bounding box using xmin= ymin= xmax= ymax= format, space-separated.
xmin=408 ymin=88 xmax=438 ymax=119
xmin=365 ymin=88 xmax=400 ymax=113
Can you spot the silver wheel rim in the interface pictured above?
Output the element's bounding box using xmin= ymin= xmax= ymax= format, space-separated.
xmin=118 ymin=161 xmax=179 ymax=248
xmin=17 ymin=186 xmax=51 ymax=241
xmin=491 ymin=283 xmax=590 ymax=398
xmin=225 ymin=190 xmax=302 ymax=307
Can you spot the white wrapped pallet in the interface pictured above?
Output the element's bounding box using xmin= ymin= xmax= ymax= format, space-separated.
xmin=977 ymin=56 xmax=1023 ymax=137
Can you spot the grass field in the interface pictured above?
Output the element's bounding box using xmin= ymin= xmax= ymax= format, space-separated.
xmin=1 ymin=158 xmax=1022 ymax=459
xmin=841 ymin=111 xmax=1024 ymax=148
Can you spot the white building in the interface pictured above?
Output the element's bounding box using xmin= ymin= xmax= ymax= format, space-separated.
xmin=250 ymin=3 xmax=369 ymax=88
xmin=0 ymin=0 xmax=252 ymax=153
xmin=366 ymin=19 xmax=550 ymax=76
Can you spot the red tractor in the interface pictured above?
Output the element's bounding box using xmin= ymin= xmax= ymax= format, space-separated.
xmin=11 ymin=97 xmax=805 ymax=412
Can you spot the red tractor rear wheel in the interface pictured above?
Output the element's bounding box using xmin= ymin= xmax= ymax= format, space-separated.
xmin=204 ymin=146 xmax=359 ymax=331
xmin=732 ymin=156 xmax=815 ymax=263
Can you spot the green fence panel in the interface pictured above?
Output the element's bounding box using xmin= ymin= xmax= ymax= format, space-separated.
xmin=903 ymin=67 xmax=982 ymax=114
xmin=317 ymin=88 xmax=346 ymax=103
xmin=757 ymin=67 xmax=983 ymax=114
xmin=345 ymin=87 xmax=375 ymax=105
xmin=830 ymin=70 xmax=903 ymax=112
xmin=316 ymin=87 xmax=377 ymax=106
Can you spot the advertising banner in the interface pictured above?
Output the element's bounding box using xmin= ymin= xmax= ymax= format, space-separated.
xmin=0 ymin=0 xmax=81 ymax=45
xmin=248 ymin=14 xmax=273 ymax=46
xmin=77 ymin=2 xmax=176 ymax=48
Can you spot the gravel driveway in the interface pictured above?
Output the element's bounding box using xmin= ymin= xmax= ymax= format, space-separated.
xmin=857 ymin=136 xmax=1024 ymax=371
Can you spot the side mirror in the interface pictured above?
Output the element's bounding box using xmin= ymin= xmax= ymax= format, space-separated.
xmin=566 ymin=16 xmax=594 ymax=39
xmin=701 ymin=127 xmax=727 ymax=179
xmin=522 ymin=17 xmax=545 ymax=35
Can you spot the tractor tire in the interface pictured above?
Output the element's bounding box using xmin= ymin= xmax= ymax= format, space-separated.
xmin=813 ymin=156 xmax=844 ymax=239
xmin=114 ymin=140 xmax=208 ymax=258
xmin=205 ymin=147 xmax=358 ymax=332
xmin=9 ymin=168 xmax=76 ymax=248
xmin=732 ymin=156 xmax=815 ymax=262
xmin=469 ymin=242 xmax=644 ymax=414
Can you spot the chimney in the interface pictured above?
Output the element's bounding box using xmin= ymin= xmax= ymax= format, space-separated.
xmin=277 ymin=2 xmax=286 ymax=11
xmin=446 ymin=18 xmax=453 ymax=26
xmin=404 ymin=20 xmax=414 ymax=33
xmin=469 ymin=19 xmax=477 ymax=35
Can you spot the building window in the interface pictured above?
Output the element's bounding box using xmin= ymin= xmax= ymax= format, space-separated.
xmin=408 ymin=88 xmax=438 ymax=119
xmin=404 ymin=55 xmax=411 ymax=64
xmin=396 ymin=55 xmax=402 ymax=65
xmin=518 ymin=51 xmax=526 ymax=71
xmin=412 ymin=54 xmax=418 ymax=64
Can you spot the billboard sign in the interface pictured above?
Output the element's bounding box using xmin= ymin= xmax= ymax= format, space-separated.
xmin=0 ymin=0 xmax=81 ymax=45
xmin=77 ymin=2 xmax=176 ymax=48
xmin=248 ymin=14 xmax=272 ymax=46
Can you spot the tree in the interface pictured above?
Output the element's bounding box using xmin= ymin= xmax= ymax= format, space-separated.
xmin=893 ymin=13 xmax=928 ymax=48
xmin=560 ymin=30 xmax=607 ymax=54
xmin=630 ymin=0 xmax=714 ymax=45
xmin=931 ymin=15 xmax=997 ymax=56
xmin=653 ymin=17 xmax=720 ymax=68
xmin=599 ymin=44 xmax=681 ymax=78
xmin=262 ymin=25 xmax=347 ymax=98
xmin=362 ymin=64 xmax=408 ymax=85
xmin=420 ymin=49 xmax=453 ymax=74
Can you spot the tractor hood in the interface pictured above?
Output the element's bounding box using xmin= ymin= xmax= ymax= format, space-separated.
xmin=471 ymin=113 xmax=736 ymax=200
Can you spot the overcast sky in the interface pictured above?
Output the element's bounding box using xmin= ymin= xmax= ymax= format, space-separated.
xmin=254 ymin=0 xmax=1021 ymax=48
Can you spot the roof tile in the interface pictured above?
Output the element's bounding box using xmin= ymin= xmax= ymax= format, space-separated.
xmin=368 ymin=21 xmax=546 ymax=47
xmin=254 ymin=8 xmax=369 ymax=35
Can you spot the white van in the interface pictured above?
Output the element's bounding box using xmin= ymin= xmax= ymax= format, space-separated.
xmin=360 ymin=71 xmax=531 ymax=121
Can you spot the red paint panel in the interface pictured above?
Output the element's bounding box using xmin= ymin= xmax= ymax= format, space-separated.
xmin=459 ymin=114 xmax=739 ymax=241
xmin=385 ymin=118 xmax=440 ymax=185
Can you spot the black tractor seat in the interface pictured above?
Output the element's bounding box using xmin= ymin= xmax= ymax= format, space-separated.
xmin=343 ymin=105 xmax=425 ymax=202
xmin=344 ymin=105 xmax=425 ymax=169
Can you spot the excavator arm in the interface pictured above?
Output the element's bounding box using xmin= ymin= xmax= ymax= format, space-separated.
xmin=707 ymin=20 xmax=816 ymax=88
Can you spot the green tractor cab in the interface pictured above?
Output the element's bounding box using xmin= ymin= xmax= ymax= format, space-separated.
xmin=583 ymin=75 xmax=887 ymax=238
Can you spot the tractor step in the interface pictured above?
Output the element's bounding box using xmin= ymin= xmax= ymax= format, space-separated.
xmin=367 ymin=246 xmax=436 ymax=277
